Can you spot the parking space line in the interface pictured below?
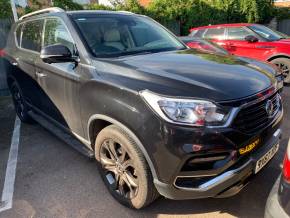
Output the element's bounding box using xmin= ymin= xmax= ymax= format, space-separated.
xmin=0 ymin=116 xmax=21 ymax=213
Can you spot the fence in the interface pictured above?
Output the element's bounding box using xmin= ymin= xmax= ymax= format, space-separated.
xmin=0 ymin=19 xmax=12 ymax=96
xmin=278 ymin=19 xmax=290 ymax=35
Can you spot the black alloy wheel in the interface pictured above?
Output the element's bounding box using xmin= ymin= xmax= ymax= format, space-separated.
xmin=10 ymin=81 xmax=34 ymax=123
xmin=100 ymin=138 xmax=139 ymax=199
xmin=95 ymin=125 xmax=159 ymax=209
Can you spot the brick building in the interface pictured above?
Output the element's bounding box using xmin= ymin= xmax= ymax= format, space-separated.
xmin=274 ymin=0 xmax=290 ymax=7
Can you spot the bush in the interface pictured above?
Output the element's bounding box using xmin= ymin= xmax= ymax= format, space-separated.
xmin=0 ymin=0 xmax=12 ymax=19
xmin=86 ymin=3 xmax=114 ymax=10
xmin=115 ymin=0 xmax=146 ymax=14
xmin=53 ymin=0 xmax=83 ymax=10
xmin=274 ymin=7 xmax=290 ymax=20
xmin=11 ymin=0 xmax=278 ymax=36
xmin=146 ymin=0 xmax=275 ymax=34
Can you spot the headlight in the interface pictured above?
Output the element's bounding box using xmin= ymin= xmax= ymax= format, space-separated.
xmin=140 ymin=90 xmax=231 ymax=126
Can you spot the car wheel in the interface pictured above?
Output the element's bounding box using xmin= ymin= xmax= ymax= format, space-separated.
xmin=95 ymin=124 xmax=159 ymax=209
xmin=10 ymin=81 xmax=34 ymax=123
xmin=271 ymin=58 xmax=290 ymax=83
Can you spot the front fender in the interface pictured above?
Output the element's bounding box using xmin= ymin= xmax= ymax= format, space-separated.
xmin=79 ymin=80 xmax=164 ymax=180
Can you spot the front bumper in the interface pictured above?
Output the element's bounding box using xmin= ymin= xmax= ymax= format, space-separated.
xmin=265 ymin=177 xmax=289 ymax=218
xmin=154 ymin=128 xmax=282 ymax=200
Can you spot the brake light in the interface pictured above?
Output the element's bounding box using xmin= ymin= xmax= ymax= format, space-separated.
xmin=283 ymin=141 xmax=290 ymax=182
xmin=0 ymin=49 xmax=5 ymax=57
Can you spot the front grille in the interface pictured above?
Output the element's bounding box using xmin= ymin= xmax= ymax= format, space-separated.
xmin=233 ymin=93 xmax=280 ymax=134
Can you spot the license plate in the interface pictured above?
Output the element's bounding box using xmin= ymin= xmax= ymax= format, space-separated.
xmin=255 ymin=143 xmax=279 ymax=174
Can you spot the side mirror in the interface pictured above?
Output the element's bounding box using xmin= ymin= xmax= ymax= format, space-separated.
xmin=40 ymin=44 xmax=78 ymax=64
xmin=245 ymin=35 xmax=258 ymax=43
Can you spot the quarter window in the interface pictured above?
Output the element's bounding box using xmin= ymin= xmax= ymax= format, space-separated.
xmin=227 ymin=27 xmax=252 ymax=40
xmin=43 ymin=18 xmax=75 ymax=55
xmin=204 ymin=28 xmax=225 ymax=40
xmin=22 ymin=20 xmax=44 ymax=52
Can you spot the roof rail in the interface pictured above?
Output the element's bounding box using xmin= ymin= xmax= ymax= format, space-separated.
xmin=19 ymin=7 xmax=65 ymax=20
xmin=117 ymin=11 xmax=134 ymax=14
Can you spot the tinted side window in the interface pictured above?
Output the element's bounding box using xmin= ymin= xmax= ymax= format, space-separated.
xmin=227 ymin=27 xmax=251 ymax=40
xmin=44 ymin=18 xmax=75 ymax=54
xmin=22 ymin=20 xmax=43 ymax=52
xmin=195 ymin=29 xmax=206 ymax=38
xmin=204 ymin=28 xmax=225 ymax=40
xmin=16 ymin=24 xmax=22 ymax=46
xmin=189 ymin=29 xmax=206 ymax=38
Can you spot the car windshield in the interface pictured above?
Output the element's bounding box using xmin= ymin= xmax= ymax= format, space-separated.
xmin=248 ymin=25 xmax=289 ymax=41
xmin=72 ymin=14 xmax=186 ymax=57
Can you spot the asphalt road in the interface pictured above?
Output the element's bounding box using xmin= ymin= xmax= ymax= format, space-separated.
xmin=0 ymin=87 xmax=289 ymax=218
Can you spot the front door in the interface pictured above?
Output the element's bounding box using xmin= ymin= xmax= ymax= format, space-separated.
xmin=223 ymin=27 xmax=269 ymax=61
xmin=35 ymin=17 xmax=82 ymax=132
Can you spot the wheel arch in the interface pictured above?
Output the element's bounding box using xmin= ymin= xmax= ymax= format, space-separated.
xmin=267 ymin=54 xmax=290 ymax=62
xmin=87 ymin=114 xmax=158 ymax=180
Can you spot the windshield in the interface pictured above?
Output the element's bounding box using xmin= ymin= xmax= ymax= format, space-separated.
xmin=73 ymin=14 xmax=186 ymax=57
xmin=249 ymin=25 xmax=289 ymax=41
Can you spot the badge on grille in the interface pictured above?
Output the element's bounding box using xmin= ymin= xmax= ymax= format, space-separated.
xmin=265 ymin=99 xmax=274 ymax=117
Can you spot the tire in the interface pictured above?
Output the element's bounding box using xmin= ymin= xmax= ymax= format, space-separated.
xmin=270 ymin=58 xmax=290 ymax=83
xmin=10 ymin=81 xmax=34 ymax=123
xmin=95 ymin=124 xmax=159 ymax=209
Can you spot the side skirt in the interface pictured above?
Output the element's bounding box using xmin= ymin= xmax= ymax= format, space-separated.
xmin=28 ymin=110 xmax=94 ymax=159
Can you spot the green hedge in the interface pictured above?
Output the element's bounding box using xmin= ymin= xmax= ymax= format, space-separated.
xmin=146 ymin=0 xmax=275 ymax=34
xmin=0 ymin=0 xmax=12 ymax=19
xmin=1 ymin=0 xmax=289 ymax=35
xmin=102 ymin=0 xmax=276 ymax=35
xmin=274 ymin=7 xmax=290 ymax=20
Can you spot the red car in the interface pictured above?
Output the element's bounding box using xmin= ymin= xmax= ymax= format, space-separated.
xmin=189 ymin=23 xmax=290 ymax=82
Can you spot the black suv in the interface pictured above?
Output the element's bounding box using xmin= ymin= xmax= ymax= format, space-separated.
xmin=4 ymin=8 xmax=284 ymax=209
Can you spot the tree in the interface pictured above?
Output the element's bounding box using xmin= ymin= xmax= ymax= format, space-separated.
xmin=116 ymin=0 xmax=145 ymax=14
xmin=0 ymin=0 xmax=12 ymax=19
xmin=53 ymin=0 xmax=83 ymax=10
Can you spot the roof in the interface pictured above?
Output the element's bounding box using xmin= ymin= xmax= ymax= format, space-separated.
xmin=190 ymin=23 xmax=253 ymax=31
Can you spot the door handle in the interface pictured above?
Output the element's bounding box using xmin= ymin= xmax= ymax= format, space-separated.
xmin=36 ymin=71 xmax=47 ymax=78
xmin=12 ymin=57 xmax=19 ymax=66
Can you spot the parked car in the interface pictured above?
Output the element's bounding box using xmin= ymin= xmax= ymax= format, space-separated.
xmin=180 ymin=37 xmax=284 ymax=91
xmin=179 ymin=36 xmax=229 ymax=55
xmin=4 ymin=8 xmax=284 ymax=209
xmin=189 ymin=23 xmax=290 ymax=83
xmin=265 ymin=140 xmax=290 ymax=218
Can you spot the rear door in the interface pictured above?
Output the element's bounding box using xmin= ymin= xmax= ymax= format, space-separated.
xmin=13 ymin=19 xmax=44 ymax=110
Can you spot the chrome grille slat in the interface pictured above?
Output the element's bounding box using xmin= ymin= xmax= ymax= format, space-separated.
xmin=233 ymin=93 xmax=280 ymax=134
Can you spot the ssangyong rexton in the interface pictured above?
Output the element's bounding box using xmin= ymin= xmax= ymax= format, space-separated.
xmin=4 ymin=8 xmax=284 ymax=209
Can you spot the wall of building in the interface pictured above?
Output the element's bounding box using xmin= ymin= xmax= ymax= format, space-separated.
xmin=274 ymin=0 xmax=290 ymax=7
